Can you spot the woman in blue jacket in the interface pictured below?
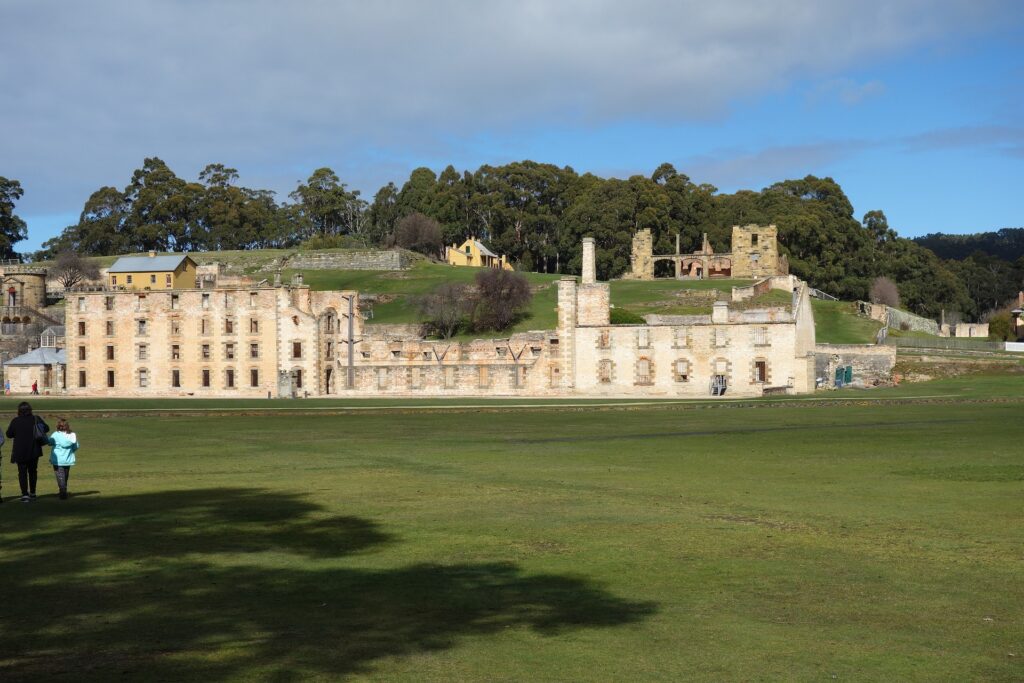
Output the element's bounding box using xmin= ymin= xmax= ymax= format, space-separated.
xmin=48 ymin=418 xmax=79 ymax=500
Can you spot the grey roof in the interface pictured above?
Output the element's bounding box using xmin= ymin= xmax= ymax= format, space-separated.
xmin=108 ymin=254 xmax=194 ymax=273
xmin=5 ymin=347 xmax=66 ymax=366
xmin=473 ymin=240 xmax=498 ymax=258
xmin=41 ymin=325 xmax=65 ymax=336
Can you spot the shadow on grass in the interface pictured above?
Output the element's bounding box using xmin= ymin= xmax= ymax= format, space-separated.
xmin=0 ymin=488 xmax=655 ymax=680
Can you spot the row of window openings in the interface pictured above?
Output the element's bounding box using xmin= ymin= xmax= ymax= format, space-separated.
xmin=83 ymin=292 xmax=262 ymax=311
xmin=81 ymin=341 xmax=313 ymax=362
xmin=598 ymin=359 xmax=768 ymax=384
xmin=81 ymin=342 xmax=264 ymax=362
xmin=598 ymin=327 xmax=771 ymax=349
xmin=78 ymin=318 xmax=262 ymax=337
xmin=84 ymin=368 xmax=267 ymax=389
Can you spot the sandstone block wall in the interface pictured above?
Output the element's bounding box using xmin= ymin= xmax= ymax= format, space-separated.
xmin=625 ymin=229 xmax=654 ymax=279
xmin=814 ymin=344 xmax=896 ymax=387
xmin=572 ymin=320 xmax=803 ymax=397
xmin=731 ymin=224 xmax=781 ymax=279
xmin=64 ymin=286 xmax=361 ymax=398
xmin=886 ymin=308 xmax=939 ymax=335
xmin=288 ymin=250 xmax=411 ymax=271
xmin=0 ymin=268 xmax=48 ymax=310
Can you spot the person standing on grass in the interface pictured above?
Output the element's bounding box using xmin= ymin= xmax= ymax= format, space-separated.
xmin=6 ymin=402 xmax=48 ymax=502
xmin=48 ymin=418 xmax=78 ymax=500
xmin=31 ymin=380 xmax=38 ymax=395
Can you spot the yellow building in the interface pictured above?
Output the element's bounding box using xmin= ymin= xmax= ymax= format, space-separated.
xmin=446 ymin=238 xmax=513 ymax=270
xmin=108 ymin=252 xmax=197 ymax=290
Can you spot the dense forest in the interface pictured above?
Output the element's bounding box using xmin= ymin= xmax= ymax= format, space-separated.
xmin=5 ymin=159 xmax=1022 ymax=322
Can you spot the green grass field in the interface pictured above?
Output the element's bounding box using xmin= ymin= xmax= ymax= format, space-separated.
xmin=1 ymin=375 xmax=1022 ymax=681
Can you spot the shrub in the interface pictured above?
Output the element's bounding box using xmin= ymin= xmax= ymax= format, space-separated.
xmin=471 ymin=269 xmax=532 ymax=333
xmin=394 ymin=213 xmax=442 ymax=257
xmin=419 ymin=282 xmax=472 ymax=339
xmin=869 ymin=276 xmax=901 ymax=308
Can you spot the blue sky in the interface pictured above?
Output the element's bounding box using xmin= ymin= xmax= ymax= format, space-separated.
xmin=2 ymin=1 xmax=1022 ymax=253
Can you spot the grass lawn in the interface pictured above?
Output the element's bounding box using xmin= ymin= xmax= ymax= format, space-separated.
xmin=812 ymin=299 xmax=884 ymax=344
xmin=1 ymin=376 xmax=1022 ymax=680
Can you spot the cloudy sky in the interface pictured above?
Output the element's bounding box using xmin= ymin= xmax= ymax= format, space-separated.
xmin=2 ymin=0 xmax=1023 ymax=252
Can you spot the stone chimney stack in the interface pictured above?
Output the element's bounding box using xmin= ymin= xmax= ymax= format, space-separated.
xmin=582 ymin=237 xmax=596 ymax=285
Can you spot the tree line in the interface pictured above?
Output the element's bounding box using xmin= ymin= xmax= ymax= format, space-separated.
xmin=6 ymin=159 xmax=1022 ymax=321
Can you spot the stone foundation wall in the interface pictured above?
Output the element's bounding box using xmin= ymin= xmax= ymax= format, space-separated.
xmin=886 ymin=308 xmax=939 ymax=335
xmin=288 ymin=250 xmax=411 ymax=271
xmin=814 ymin=344 xmax=896 ymax=387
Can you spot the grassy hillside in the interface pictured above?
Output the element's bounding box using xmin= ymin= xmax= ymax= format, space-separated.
xmin=811 ymin=299 xmax=884 ymax=344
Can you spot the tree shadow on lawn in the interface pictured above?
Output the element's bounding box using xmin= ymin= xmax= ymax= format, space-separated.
xmin=0 ymin=488 xmax=656 ymax=680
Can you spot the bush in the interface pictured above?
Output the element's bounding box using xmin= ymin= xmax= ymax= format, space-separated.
xmin=471 ymin=269 xmax=532 ymax=333
xmin=394 ymin=213 xmax=442 ymax=257
xmin=869 ymin=276 xmax=901 ymax=308
xmin=419 ymin=283 xmax=472 ymax=339
xmin=610 ymin=307 xmax=646 ymax=325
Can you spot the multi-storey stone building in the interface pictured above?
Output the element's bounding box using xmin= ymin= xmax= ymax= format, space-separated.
xmin=65 ymin=282 xmax=360 ymax=397
xmin=65 ymin=238 xmax=817 ymax=398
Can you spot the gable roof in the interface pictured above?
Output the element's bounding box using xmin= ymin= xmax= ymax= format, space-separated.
xmin=4 ymin=347 xmax=65 ymax=366
xmin=472 ymin=240 xmax=497 ymax=258
xmin=108 ymin=254 xmax=194 ymax=273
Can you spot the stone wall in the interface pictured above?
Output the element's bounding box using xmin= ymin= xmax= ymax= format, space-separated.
xmin=886 ymin=307 xmax=940 ymax=335
xmin=814 ymin=343 xmax=896 ymax=387
xmin=0 ymin=267 xmax=48 ymax=310
xmin=624 ymin=229 xmax=654 ymax=280
xmin=288 ymin=250 xmax=411 ymax=271
xmin=731 ymin=224 xmax=782 ymax=279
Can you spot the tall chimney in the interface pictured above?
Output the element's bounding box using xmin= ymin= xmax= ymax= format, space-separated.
xmin=582 ymin=237 xmax=596 ymax=285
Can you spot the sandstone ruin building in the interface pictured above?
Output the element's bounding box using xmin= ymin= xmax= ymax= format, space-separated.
xmin=65 ymin=238 xmax=817 ymax=398
xmin=625 ymin=225 xmax=788 ymax=280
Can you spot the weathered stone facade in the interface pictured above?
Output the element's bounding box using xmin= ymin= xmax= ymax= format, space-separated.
xmin=65 ymin=239 xmax=819 ymax=399
xmin=623 ymin=229 xmax=655 ymax=280
xmin=625 ymin=224 xmax=788 ymax=281
xmin=814 ymin=344 xmax=896 ymax=387
xmin=65 ymin=286 xmax=360 ymax=398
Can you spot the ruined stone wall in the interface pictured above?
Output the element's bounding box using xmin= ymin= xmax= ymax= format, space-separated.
xmin=730 ymin=224 xmax=782 ymax=279
xmin=577 ymin=283 xmax=610 ymax=327
xmin=952 ymin=323 xmax=989 ymax=338
xmin=624 ymin=229 xmax=654 ymax=280
xmin=339 ymin=333 xmax=556 ymax=396
xmin=814 ymin=344 xmax=896 ymax=387
xmin=886 ymin=307 xmax=940 ymax=335
xmin=288 ymin=250 xmax=411 ymax=271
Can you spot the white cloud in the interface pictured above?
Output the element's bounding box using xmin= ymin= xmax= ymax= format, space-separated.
xmin=0 ymin=0 xmax=1014 ymax=218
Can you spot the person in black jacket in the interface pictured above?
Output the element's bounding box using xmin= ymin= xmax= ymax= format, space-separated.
xmin=6 ymin=402 xmax=48 ymax=502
